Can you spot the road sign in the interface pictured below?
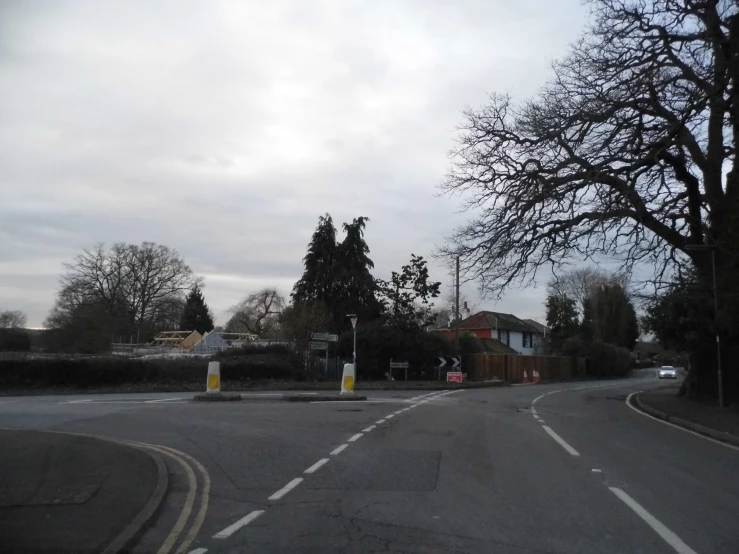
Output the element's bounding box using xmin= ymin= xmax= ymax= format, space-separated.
xmin=311 ymin=332 xmax=338 ymax=342
xmin=389 ymin=361 xmax=409 ymax=369
xmin=309 ymin=341 xmax=328 ymax=350
xmin=435 ymin=357 xmax=461 ymax=368
xmin=446 ymin=371 xmax=463 ymax=383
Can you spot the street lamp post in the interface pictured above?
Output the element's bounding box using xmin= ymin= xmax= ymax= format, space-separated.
xmin=347 ymin=314 xmax=357 ymax=377
xmin=685 ymin=244 xmax=724 ymax=408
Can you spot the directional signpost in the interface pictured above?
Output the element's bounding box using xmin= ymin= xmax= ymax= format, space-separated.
xmin=311 ymin=332 xmax=338 ymax=342
xmin=311 ymin=332 xmax=337 ymax=380
xmin=389 ymin=360 xmax=410 ymax=381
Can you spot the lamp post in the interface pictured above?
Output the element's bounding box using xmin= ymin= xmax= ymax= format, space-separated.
xmin=347 ymin=314 xmax=357 ymax=377
xmin=684 ymin=244 xmax=724 ymax=408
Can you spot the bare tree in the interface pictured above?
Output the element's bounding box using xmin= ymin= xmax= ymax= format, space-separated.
xmin=48 ymin=242 xmax=198 ymax=333
xmin=228 ymin=288 xmax=286 ymax=338
xmin=0 ymin=309 xmax=27 ymax=329
xmin=547 ymin=268 xmax=626 ymax=312
xmin=441 ymin=0 xmax=738 ymax=292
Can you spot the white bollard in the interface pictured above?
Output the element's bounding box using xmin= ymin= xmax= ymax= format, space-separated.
xmin=340 ymin=363 xmax=355 ymax=395
xmin=206 ymin=361 xmax=221 ymax=394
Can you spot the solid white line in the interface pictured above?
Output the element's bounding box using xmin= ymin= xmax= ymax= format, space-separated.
xmin=376 ymin=419 xmax=386 ymax=424
xmin=531 ymin=406 xmax=538 ymax=417
xmin=330 ymin=444 xmax=348 ymax=455
xmin=348 ymin=433 xmax=363 ymax=442
xmin=213 ymin=510 xmax=265 ymax=539
xmin=362 ymin=425 xmax=376 ymax=433
xmin=188 ymin=549 xmax=208 ymax=554
xmin=608 ymin=487 xmax=698 ymax=554
xmin=304 ymin=458 xmax=329 ymax=474
xmin=625 ymin=392 xmax=739 ymax=452
xmin=268 ymin=478 xmax=303 ymax=500
xmin=542 ymin=425 xmax=580 ymax=456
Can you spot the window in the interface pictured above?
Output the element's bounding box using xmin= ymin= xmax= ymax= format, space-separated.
xmin=523 ymin=333 xmax=530 ymax=348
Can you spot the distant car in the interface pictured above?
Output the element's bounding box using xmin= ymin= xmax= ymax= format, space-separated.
xmin=658 ymin=366 xmax=677 ymax=379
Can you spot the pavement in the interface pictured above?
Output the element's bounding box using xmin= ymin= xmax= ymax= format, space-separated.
xmin=635 ymin=383 xmax=739 ymax=446
xmin=0 ymin=429 xmax=164 ymax=554
xmin=0 ymin=370 xmax=737 ymax=553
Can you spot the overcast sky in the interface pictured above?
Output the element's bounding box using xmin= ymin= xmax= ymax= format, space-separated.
xmin=0 ymin=0 xmax=588 ymax=328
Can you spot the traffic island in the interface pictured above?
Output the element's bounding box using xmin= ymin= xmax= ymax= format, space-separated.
xmin=0 ymin=429 xmax=167 ymax=554
xmin=193 ymin=393 xmax=241 ymax=402
xmin=282 ymin=394 xmax=367 ymax=402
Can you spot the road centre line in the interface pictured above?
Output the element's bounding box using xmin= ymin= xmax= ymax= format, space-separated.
xmin=386 ymin=414 xmax=395 ymax=419
xmin=348 ymin=433 xmax=363 ymax=442
xmin=213 ymin=510 xmax=265 ymax=539
xmin=268 ymin=478 xmax=303 ymax=500
xmin=188 ymin=549 xmax=208 ymax=554
xmin=608 ymin=487 xmax=698 ymax=554
xmin=376 ymin=419 xmax=386 ymax=424
xmin=541 ymin=425 xmax=580 ymax=456
xmin=362 ymin=425 xmax=376 ymax=432
xmin=625 ymin=392 xmax=739 ymax=452
xmin=304 ymin=458 xmax=329 ymax=474
xmin=330 ymin=444 xmax=348 ymax=455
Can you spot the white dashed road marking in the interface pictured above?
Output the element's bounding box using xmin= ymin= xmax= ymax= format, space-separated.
xmin=348 ymin=433 xmax=363 ymax=442
xmin=542 ymin=425 xmax=580 ymax=456
xmin=362 ymin=425 xmax=375 ymax=433
xmin=213 ymin=510 xmax=265 ymax=539
xmin=608 ymin=487 xmax=698 ymax=554
xmin=330 ymin=444 xmax=348 ymax=455
xmin=268 ymin=478 xmax=303 ymax=500
xmin=304 ymin=458 xmax=329 ymax=474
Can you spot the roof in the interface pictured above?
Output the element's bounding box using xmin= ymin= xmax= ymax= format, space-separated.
xmin=523 ymin=319 xmax=549 ymax=335
xmin=477 ymin=338 xmax=519 ymax=354
xmin=192 ymin=331 xmax=229 ymax=352
xmin=455 ymin=311 xmax=540 ymax=334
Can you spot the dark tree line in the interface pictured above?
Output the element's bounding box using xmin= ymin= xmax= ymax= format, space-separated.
xmin=442 ymin=0 xmax=739 ymax=400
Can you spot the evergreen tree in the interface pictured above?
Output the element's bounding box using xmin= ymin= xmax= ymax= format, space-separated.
xmin=586 ymin=283 xmax=639 ymax=349
xmin=291 ymin=214 xmax=339 ymax=308
xmin=179 ymin=285 xmax=213 ymax=334
xmin=545 ymin=294 xmax=579 ymax=352
xmin=335 ymin=217 xmax=382 ymax=324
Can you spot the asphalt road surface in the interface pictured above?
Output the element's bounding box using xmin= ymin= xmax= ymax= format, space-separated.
xmin=1 ymin=371 xmax=737 ymax=554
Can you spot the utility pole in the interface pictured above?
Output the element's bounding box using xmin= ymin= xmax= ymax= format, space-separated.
xmin=454 ymin=256 xmax=460 ymax=355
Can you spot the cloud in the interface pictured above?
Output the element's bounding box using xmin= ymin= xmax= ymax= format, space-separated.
xmin=0 ymin=0 xmax=587 ymax=327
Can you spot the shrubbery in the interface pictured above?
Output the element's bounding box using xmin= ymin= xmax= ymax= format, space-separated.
xmin=0 ymin=350 xmax=305 ymax=390
xmin=560 ymin=337 xmax=631 ymax=377
xmin=0 ymin=329 xmax=31 ymax=352
xmin=336 ymin=321 xmax=452 ymax=380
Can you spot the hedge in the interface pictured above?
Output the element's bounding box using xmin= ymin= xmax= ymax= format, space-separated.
xmin=0 ymin=351 xmax=305 ymax=390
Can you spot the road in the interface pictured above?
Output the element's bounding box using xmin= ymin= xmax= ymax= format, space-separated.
xmin=1 ymin=371 xmax=737 ymax=553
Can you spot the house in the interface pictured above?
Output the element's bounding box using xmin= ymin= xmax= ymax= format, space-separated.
xmin=149 ymin=330 xmax=202 ymax=351
xmin=217 ymin=332 xmax=258 ymax=349
xmin=439 ymin=311 xmax=544 ymax=355
xmin=191 ymin=331 xmax=229 ymax=354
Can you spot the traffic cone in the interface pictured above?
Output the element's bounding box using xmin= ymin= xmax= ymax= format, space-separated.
xmin=533 ymin=370 xmax=541 ymax=383
xmin=523 ymin=371 xmax=529 ymax=383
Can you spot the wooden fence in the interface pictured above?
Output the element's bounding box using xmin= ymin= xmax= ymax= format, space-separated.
xmin=465 ymin=353 xmax=585 ymax=382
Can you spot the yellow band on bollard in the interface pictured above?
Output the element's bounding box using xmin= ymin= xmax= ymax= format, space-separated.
xmin=208 ymin=374 xmax=219 ymax=390
xmin=343 ymin=376 xmax=354 ymax=391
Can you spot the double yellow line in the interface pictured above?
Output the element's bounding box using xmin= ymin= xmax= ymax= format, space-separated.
xmin=1 ymin=427 xmax=211 ymax=554
xmin=128 ymin=441 xmax=210 ymax=554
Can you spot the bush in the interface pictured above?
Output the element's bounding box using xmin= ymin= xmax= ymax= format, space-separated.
xmin=585 ymin=340 xmax=631 ymax=377
xmin=335 ymin=321 xmax=453 ymax=380
xmin=0 ymin=351 xmax=305 ymax=390
xmin=0 ymin=329 xmax=31 ymax=352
